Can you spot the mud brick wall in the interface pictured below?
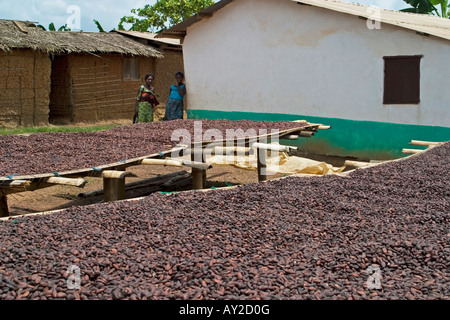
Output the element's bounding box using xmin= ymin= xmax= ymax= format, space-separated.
xmin=66 ymin=54 xmax=155 ymax=123
xmin=0 ymin=49 xmax=51 ymax=128
xmin=49 ymin=56 xmax=72 ymax=124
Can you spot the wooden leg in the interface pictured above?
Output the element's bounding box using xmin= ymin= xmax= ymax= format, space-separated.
xmin=192 ymin=168 xmax=205 ymax=190
xmin=202 ymin=170 xmax=207 ymax=189
xmin=191 ymin=144 xmax=205 ymax=190
xmin=103 ymin=177 xmax=126 ymax=202
xmin=102 ymin=171 xmax=136 ymax=202
xmin=0 ymin=193 xmax=9 ymax=218
xmin=257 ymin=147 xmax=267 ymax=182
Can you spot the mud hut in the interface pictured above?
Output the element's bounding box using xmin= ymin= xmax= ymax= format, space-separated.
xmin=0 ymin=19 xmax=163 ymax=127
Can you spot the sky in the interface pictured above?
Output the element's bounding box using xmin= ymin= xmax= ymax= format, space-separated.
xmin=0 ymin=0 xmax=408 ymax=32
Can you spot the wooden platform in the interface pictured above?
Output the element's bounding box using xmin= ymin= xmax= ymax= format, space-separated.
xmin=0 ymin=122 xmax=326 ymax=217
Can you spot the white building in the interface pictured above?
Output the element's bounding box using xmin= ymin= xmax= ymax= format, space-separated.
xmin=159 ymin=0 xmax=450 ymax=159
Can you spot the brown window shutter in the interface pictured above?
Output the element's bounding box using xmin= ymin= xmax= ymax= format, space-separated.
xmin=383 ymin=55 xmax=422 ymax=104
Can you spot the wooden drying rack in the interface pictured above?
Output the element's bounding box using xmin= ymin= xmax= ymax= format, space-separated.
xmin=0 ymin=121 xmax=329 ymax=217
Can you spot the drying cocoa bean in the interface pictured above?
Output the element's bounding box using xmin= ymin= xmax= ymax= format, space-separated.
xmin=0 ymin=128 xmax=448 ymax=300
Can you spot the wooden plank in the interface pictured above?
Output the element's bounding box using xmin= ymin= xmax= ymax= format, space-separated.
xmin=46 ymin=177 xmax=87 ymax=188
xmin=410 ymin=140 xmax=443 ymax=147
xmin=252 ymin=142 xmax=298 ymax=152
xmin=161 ymin=172 xmax=192 ymax=189
xmin=344 ymin=160 xmax=371 ymax=168
xmin=141 ymin=159 xmax=183 ymax=166
xmin=279 ymin=135 xmax=300 ymax=140
xmin=13 ymin=20 xmax=28 ymax=33
xmin=299 ymin=131 xmax=315 ymax=138
xmin=402 ymin=148 xmax=425 ymax=155
xmin=0 ymin=180 xmax=31 ymax=188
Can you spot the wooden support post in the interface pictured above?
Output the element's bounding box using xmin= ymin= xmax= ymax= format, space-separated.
xmin=257 ymin=146 xmax=267 ymax=182
xmin=190 ymin=168 xmax=204 ymax=190
xmin=191 ymin=143 xmax=206 ymax=190
xmin=203 ymin=168 xmax=207 ymax=187
xmin=0 ymin=193 xmax=9 ymax=218
xmin=102 ymin=171 xmax=136 ymax=202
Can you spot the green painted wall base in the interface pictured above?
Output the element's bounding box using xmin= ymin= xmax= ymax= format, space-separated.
xmin=188 ymin=109 xmax=450 ymax=160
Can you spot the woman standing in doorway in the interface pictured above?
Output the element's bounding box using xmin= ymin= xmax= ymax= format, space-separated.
xmin=163 ymin=72 xmax=186 ymax=121
xmin=134 ymin=73 xmax=159 ymax=123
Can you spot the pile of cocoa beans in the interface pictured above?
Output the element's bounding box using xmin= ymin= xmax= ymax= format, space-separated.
xmin=0 ymin=139 xmax=448 ymax=300
xmin=0 ymin=120 xmax=304 ymax=176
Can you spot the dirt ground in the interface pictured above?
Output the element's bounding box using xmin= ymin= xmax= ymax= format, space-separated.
xmin=4 ymin=117 xmax=353 ymax=217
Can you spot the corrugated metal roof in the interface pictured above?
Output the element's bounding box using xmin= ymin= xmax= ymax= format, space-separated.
xmin=295 ymin=0 xmax=450 ymax=41
xmin=157 ymin=0 xmax=450 ymax=42
xmin=113 ymin=30 xmax=182 ymax=46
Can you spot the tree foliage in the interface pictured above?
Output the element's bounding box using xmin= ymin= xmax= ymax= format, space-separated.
xmin=118 ymin=0 xmax=215 ymax=32
xmin=401 ymin=0 xmax=449 ymax=18
xmin=37 ymin=23 xmax=71 ymax=31
xmin=94 ymin=19 xmax=106 ymax=32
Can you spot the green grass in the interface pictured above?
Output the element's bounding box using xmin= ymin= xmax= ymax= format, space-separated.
xmin=0 ymin=124 xmax=123 ymax=135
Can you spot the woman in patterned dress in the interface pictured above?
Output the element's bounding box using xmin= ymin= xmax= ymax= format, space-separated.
xmin=134 ymin=74 xmax=159 ymax=123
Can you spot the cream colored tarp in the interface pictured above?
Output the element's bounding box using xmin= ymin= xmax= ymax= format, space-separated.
xmin=205 ymin=146 xmax=345 ymax=175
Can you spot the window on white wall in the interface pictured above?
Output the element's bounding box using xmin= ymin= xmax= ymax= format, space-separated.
xmin=122 ymin=57 xmax=140 ymax=81
xmin=383 ymin=55 xmax=422 ymax=105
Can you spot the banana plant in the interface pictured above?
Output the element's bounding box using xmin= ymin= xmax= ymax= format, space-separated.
xmin=94 ymin=19 xmax=105 ymax=32
xmin=401 ymin=0 xmax=450 ymax=17
xmin=401 ymin=0 xmax=438 ymax=14
xmin=430 ymin=0 xmax=449 ymax=17
xmin=36 ymin=22 xmax=71 ymax=31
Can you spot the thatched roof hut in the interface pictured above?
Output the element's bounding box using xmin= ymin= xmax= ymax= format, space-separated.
xmin=0 ymin=19 xmax=162 ymax=57
xmin=0 ymin=19 xmax=169 ymax=127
